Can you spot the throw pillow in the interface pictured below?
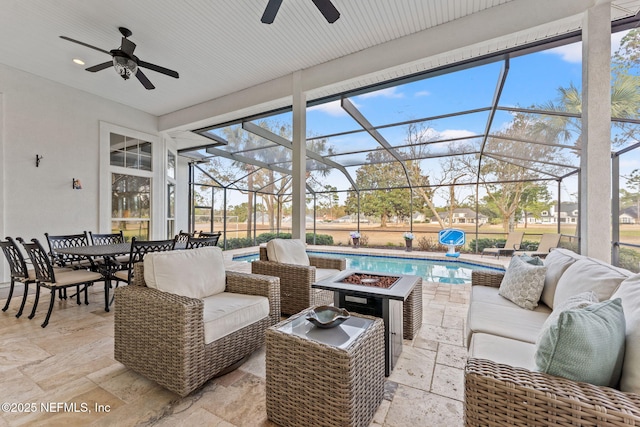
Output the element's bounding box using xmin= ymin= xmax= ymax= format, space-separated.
xmin=520 ymin=254 xmax=544 ymax=266
xmin=498 ymin=255 xmax=547 ymax=310
xmin=266 ymin=239 xmax=310 ymax=266
xmin=144 ymin=246 xmax=227 ymax=299
xmin=611 ymin=274 xmax=640 ymax=393
xmin=541 ymin=249 xmax=581 ymax=308
xmin=553 ymin=258 xmax=628 ymax=308
xmin=537 ymin=291 xmax=599 ymax=343
xmin=534 ymin=298 xmax=626 ymax=388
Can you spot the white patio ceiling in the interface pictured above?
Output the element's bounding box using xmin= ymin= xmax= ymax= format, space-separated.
xmin=0 ymin=0 xmax=638 ymax=130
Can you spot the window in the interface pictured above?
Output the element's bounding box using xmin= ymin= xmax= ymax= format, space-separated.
xmin=167 ymin=150 xmax=177 ymax=237
xmin=168 ymin=151 xmax=176 ymax=179
xmin=110 ymin=134 xmax=152 ymax=171
xmin=100 ymin=123 xmax=159 ymax=241
xmin=112 ymin=173 xmax=151 ymax=240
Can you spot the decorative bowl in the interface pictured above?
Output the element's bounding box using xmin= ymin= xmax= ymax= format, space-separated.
xmin=306 ymin=305 xmax=350 ymax=329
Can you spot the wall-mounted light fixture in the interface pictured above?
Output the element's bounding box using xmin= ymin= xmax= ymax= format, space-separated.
xmin=36 ymin=155 xmax=43 ymax=167
xmin=72 ymin=178 xmax=82 ymax=190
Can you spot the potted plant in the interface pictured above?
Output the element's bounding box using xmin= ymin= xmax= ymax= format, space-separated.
xmin=403 ymin=232 xmax=415 ymax=251
xmin=350 ymin=231 xmax=361 ymax=248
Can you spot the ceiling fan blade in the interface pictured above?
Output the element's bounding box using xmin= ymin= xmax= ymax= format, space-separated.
xmin=86 ymin=61 xmax=113 ymax=72
xmin=135 ymin=69 xmax=155 ymax=90
xmin=311 ymin=0 xmax=340 ymax=23
xmin=138 ymin=60 xmax=179 ymax=79
xmin=120 ymin=37 xmax=136 ymax=56
xmin=261 ymin=0 xmax=283 ymax=24
xmin=59 ymin=36 xmax=111 ymax=55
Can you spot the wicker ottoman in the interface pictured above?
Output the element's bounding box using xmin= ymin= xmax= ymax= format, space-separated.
xmin=266 ymin=308 xmax=385 ymax=427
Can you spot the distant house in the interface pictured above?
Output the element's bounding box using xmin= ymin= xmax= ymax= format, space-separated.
xmin=518 ymin=211 xmax=541 ymax=224
xmin=412 ymin=212 xmax=429 ymax=222
xmin=434 ymin=208 xmax=488 ymax=225
xmin=540 ymin=202 xmax=578 ymax=224
xmin=620 ymin=206 xmax=640 ymax=224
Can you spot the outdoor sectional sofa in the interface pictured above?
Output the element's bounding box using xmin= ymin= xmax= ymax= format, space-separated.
xmin=465 ymin=248 xmax=640 ymax=426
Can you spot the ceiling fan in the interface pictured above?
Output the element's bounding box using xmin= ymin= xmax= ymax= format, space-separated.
xmin=60 ymin=27 xmax=179 ymax=90
xmin=261 ymin=0 xmax=340 ymax=24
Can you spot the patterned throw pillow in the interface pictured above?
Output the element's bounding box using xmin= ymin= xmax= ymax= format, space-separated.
xmin=498 ymin=255 xmax=547 ymax=310
xmin=535 ymin=298 xmax=626 ymax=387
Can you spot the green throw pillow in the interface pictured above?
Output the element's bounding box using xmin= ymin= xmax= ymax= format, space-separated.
xmin=534 ymin=298 xmax=626 ymax=387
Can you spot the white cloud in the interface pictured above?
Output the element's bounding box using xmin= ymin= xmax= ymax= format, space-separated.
xmin=414 ymin=90 xmax=430 ymax=97
xmin=356 ymin=87 xmax=404 ymax=99
xmin=439 ymin=129 xmax=476 ymax=139
xmin=545 ymin=42 xmax=582 ymax=63
xmin=307 ymin=100 xmax=347 ymax=117
xmin=544 ymin=30 xmax=629 ymax=63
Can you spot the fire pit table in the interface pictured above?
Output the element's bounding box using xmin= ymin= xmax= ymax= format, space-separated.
xmin=313 ymin=269 xmax=420 ymax=375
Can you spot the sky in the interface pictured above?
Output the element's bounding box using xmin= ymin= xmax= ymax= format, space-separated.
xmin=205 ymin=30 xmax=638 ymax=211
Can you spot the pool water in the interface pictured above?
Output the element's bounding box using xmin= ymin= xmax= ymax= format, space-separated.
xmin=233 ymin=251 xmax=503 ymax=284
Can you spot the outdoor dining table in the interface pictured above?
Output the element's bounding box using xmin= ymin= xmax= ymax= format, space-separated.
xmin=55 ymin=242 xmax=132 ymax=312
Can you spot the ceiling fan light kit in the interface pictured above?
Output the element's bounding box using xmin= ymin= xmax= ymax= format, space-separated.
xmin=112 ymin=55 xmax=138 ymax=80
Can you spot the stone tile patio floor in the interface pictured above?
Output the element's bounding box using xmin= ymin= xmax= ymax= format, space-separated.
xmin=0 ymin=249 xmax=501 ymax=426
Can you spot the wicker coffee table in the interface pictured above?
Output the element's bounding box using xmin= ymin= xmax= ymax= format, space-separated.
xmin=266 ymin=308 xmax=385 ymax=427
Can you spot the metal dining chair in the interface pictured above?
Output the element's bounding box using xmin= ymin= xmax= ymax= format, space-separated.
xmin=173 ymin=230 xmax=193 ymax=246
xmin=88 ymin=230 xmax=125 ymax=245
xmin=185 ymin=234 xmax=221 ymax=249
xmin=112 ymin=237 xmax=176 ymax=286
xmin=0 ymin=237 xmax=36 ymax=317
xmin=45 ymin=232 xmax=95 ymax=270
xmin=18 ymin=238 xmax=104 ymax=328
xmin=197 ymin=231 xmax=222 ymax=244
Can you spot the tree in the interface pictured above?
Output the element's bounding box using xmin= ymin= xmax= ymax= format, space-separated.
xmin=518 ymin=185 xmax=552 ymax=227
xmin=623 ymin=169 xmax=640 ymax=222
xmin=345 ymin=151 xmax=414 ymax=227
xmin=200 ymin=120 xmax=333 ymax=233
xmin=401 ymin=122 xmax=476 ymax=228
xmin=467 ymin=112 xmax=562 ymax=231
xmin=534 ymin=29 xmax=640 ymax=149
xmin=315 ymin=185 xmax=339 ymax=219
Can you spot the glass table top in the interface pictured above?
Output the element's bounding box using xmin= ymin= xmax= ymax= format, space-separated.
xmin=278 ymin=313 xmax=374 ymax=350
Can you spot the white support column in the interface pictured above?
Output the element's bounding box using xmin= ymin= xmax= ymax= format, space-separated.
xmin=580 ymin=1 xmax=611 ymax=262
xmin=0 ymin=93 xmax=5 ymax=282
xmin=291 ymin=71 xmax=306 ymax=240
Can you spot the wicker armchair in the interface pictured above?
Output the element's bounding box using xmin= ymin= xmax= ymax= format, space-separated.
xmin=251 ymin=245 xmax=345 ymax=316
xmin=466 ymin=270 xmax=640 ymax=426
xmin=114 ymin=263 xmax=280 ymax=397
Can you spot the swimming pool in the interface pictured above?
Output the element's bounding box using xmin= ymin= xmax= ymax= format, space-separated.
xmin=233 ymin=251 xmax=503 ymax=284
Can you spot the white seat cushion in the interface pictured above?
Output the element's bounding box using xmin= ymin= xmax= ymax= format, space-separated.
xmin=553 ymin=258 xmax=630 ymax=308
xmin=611 ymin=274 xmax=640 ymax=393
xmin=266 ymin=239 xmax=310 ymax=266
xmin=144 ymin=246 xmax=227 ymax=299
xmin=471 ymin=285 xmax=552 ymax=311
xmin=202 ymin=292 xmax=269 ymax=344
xmin=466 ymin=301 xmax=551 ymax=346
xmin=469 ymin=333 xmax=537 ymax=370
xmin=316 ymin=268 xmax=340 ymax=282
